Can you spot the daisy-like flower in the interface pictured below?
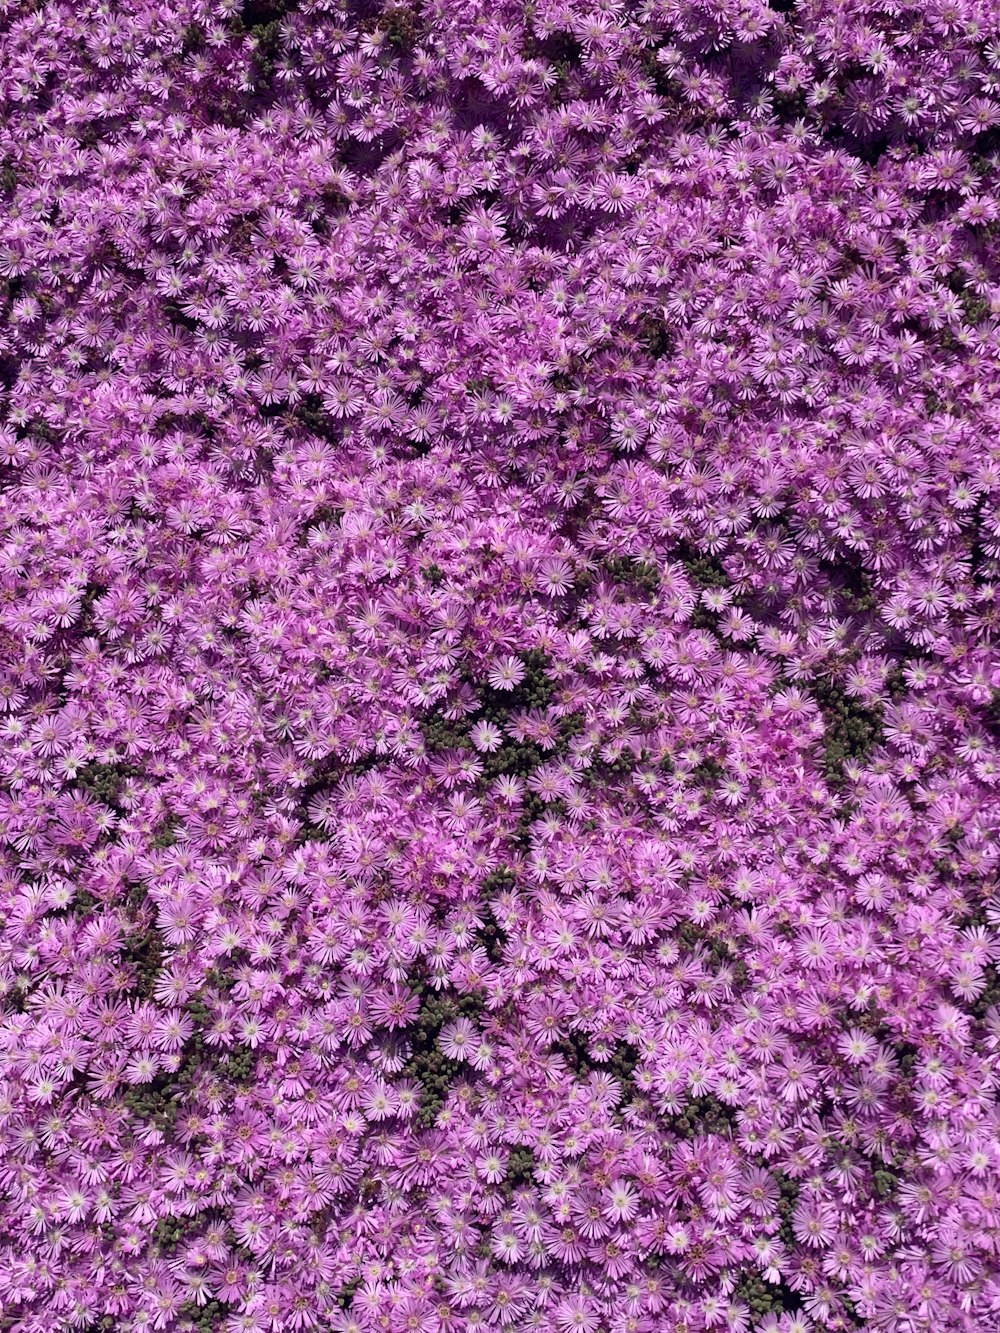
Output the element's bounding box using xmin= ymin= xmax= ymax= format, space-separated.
xmin=837 ymin=1028 xmax=876 ymax=1065
xmin=487 ymin=656 xmax=527 ymax=691
xmin=439 ymin=1018 xmax=477 ymax=1061
xmin=470 ymin=720 xmax=504 ymax=752
xmin=493 ymin=774 xmax=525 ymax=803
xmin=554 ymin=1294 xmax=601 ymax=1333
xmin=603 ymin=1179 xmax=639 ymax=1223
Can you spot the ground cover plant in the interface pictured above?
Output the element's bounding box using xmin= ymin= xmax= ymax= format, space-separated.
xmin=0 ymin=0 xmax=1000 ymax=1329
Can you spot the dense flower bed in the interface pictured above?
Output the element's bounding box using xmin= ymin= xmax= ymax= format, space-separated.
xmin=1 ymin=1 xmax=1000 ymax=1330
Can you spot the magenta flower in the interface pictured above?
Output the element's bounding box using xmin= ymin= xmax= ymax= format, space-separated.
xmin=0 ymin=2 xmax=998 ymax=1331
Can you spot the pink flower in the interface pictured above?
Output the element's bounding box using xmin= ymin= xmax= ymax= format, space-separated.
xmin=439 ymin=1018 xmax=476 ymax=1061
xmin=602 ymin=1179 xmax=639 ymax=1223
xmin=487 ymin=657 xmax=526 ymax=691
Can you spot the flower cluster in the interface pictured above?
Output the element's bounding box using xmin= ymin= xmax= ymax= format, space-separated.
xmin=1 ymin=1 xmax=1000 ymax=1331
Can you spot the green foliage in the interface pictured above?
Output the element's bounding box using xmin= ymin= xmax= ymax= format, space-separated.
xmin=968 ymin=963 xmax=1000 ymax=1023
xmin=638 ymin=314 xmax=673 ymax=358
xmin=551 ymin=1029 xmax=593 ymax=1071
xmin=337 ymin=1277 xmax=362 ymax=1310
xmin=422 ymin=651 xmax=562 ymax=845
xmin=187 ymin=995 xmax=213 ymax=1034
xmin=482 ymin=868 xmax=516 ymax=894
xmin=293 ymin=399 xmax=338 ymax=442
xmin=205 ymin=966 xmax=238 ymax=995
xmin=152 ymin=816 xmax=180 ymax=848
xmin=551 ymin=1033 xmax=639 ymax=1097
xmin=293 ymin=750 xmax=378 ymax=829
xmin=479 ymin=907 xmax=507 ymax=964
xmin=575 ymin=555 xmax=659 ymax=598
xmin=842 ymin=585 xmax=878 ymax=615
xmin=478 ymin=648 xmax=556 ymax=716
xmin=76 ymin=760 xmax=139 ymax=809
xmin=809 ymin=676 xmax=884 ymax=788
xmin=873 ymin=1168 xmax=898 ymax=1199
xmin=421 ymin=708 xmax=473 ymax=755
xmin=482 ymin=740 xmax=546 ymax=781
xmin=690 ymin=756 xmax=723 ymax=786
xmin=606 ymin=1040 xmax=640 ymax=1102
xmin=152 ymin=1213 xmax=208 ymax=1250
xmin=664 ymin=1094 xmax=737 ymax=1140
xmin=985 ymin=689 xmax=1000 ymax=738
xmin=425 ymin=563 xmax=445 ymax=586
xmin=513 ymin=793 xmax=561 ymax=849
xmin=894 ymin=1041 xmax=919 ymax=1077
xmin=123 ymin=993 xmax=252 ymax=1131
xmin=734 ymin=1270 xmax=802 ymax=1320
xmin=944 ymin=268 xmax=993 ymax=324
xmin=838 ymin=1294 xmax=867 ymax=1329
xmin=677 ymin=544 xmax=730 ymax=591
xmin=178 ymin=1299 xmax=231 ymax=1333
xmin=962 ymin=291 xmax=992 ymax=323
xmin=296 ymin=821 xmax=328 ymax=843
xmin=420 ymin=650 xmax=571 ymax=853
xmin=678 ymin=546 xmax=732 ymax=628
xmin=819 ymin=556 xmax=877 ymax=615
xmin=124 ymin=926 xmax=164 ymax=1000
xmin=380 ymin=3 xmax=422 ymax=51
xmin=504 ymin=1147 xmax=537 ymax=1190
xmin=589 ymin=750 xmax=637 ymax=783
xmin=22 ymin=417 xmax=58 ymax=443
xmin=677 ymin=921 xmax=740 ymax=972
xmin=222 ymin=1044 xmax=255 ymax=1084
xmin=599 ymin=555 xmax=660 ymax=594
xmin=401 ymin=987 xmax=485 ymax=1128
xmin=123 ymin=1070 xmax=181 ymax=1133
xmin=885 ymin=664 xmax=909 ymax=701
xmin=772 ymin=1171 xmax=800 ymax=1248
xmin=479 ymin=871 xmax=514 ymax=960
xmin=250 ymin=19 xmax=283 ymax=68
xmin=152 ymin=1217 xmax=184 ymax=1247
xmin=555 ymin=710 xmax=586 ymax=749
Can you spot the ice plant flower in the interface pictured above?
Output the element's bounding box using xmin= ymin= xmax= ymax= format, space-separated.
xmin=0 ymin=2 xmax=998 ymax=1332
